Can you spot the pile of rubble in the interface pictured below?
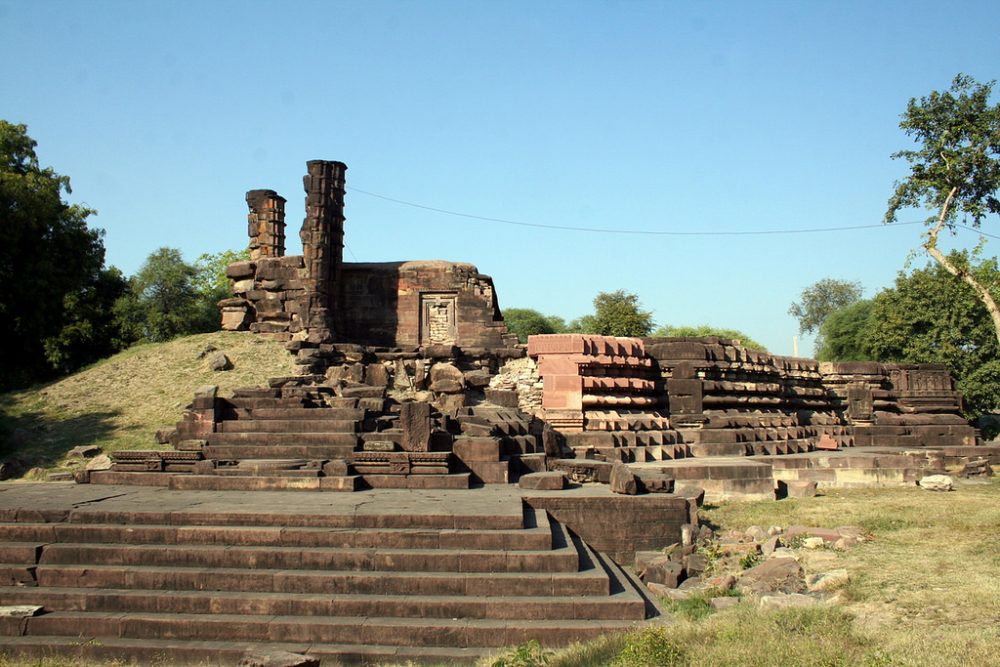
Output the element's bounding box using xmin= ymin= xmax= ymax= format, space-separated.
xmin=635 ymin=520 xmax=867 ymax=611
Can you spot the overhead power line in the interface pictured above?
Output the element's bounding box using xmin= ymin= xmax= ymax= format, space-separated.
xmin=348 ymin=186 xmax=1000 ymax=240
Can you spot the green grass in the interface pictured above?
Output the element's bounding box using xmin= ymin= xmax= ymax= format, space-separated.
xmin=0 ymin=331 xmax=296 ymax=477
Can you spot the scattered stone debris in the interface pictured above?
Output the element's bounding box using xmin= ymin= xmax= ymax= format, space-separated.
xmin=610 ymin=462 xmax=640 ymax=495
xmin=67 ymin=445 xmax=101 ymax=458
xmin=518 ymin=471 xmax=566 ymax=490
xmin=196 ymin=344 xmax=218 ymax=359
xmin=636 ymin=522 xmax=866 ymax=613
xmin=206 ymin=351 xmax=233 ymax=371
xmin=958 ymin=457 xmax=994 ymax=479
xmin=758 ymin=593 xmax=822 ymax=610
xmin=238 ymin=649 xmax=319 ymax=667
xmin=0 ymin=605 xmax=42 ymax=617
xmin=918 ymin=474 xmax=954 ymax=492
xmin=85 ymin=455 xmax=113 ymax=472
xmin=154 ymin=427 xmax=177 ymax=445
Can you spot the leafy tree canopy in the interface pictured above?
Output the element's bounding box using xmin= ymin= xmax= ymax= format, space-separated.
xmin=652 ymin=324 xmax=768 ymax=352
xmin=815 ymin=300 xmax=876 ymax=362
xmin=885 ymin=74 xmax=1000 ymax=347
xmin=114 ymin=248 xmax=221 ymax=344
xmin=502 ymin=308 xmax=566 ymax=343
xmin=0 ymin=121 xmax=115 ymax=388
xmin=867 ymin=252 xmax=999 ymax=418
xmin=587 ymin=290 xmax=654 ymax=337
xmin=788 ymin=278 xmax=863 ymax=335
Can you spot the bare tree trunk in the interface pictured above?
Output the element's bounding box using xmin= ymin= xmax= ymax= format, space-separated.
xmin=924 ymin=186 xmax=1000 ymax=348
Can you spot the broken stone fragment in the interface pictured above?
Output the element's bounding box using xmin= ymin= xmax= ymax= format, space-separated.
xmin=806 ymin=569 xmax=849 ymax=592
xmin=635 ymin=551 xmax=685 ymax=588
xmin=67 ymin=445 xmax=101 ymax=458
xmin=85 ymin=455 xmax=113 ymax=472
xmin=737 ymin=557 xmax=805 ymax=595
xmin=518 ymin=471 xmax=566 ymax=490
xmin=207 ymin=352 xmax=233 ymax=371
xmin=238 ymin=649 xmax=319 ymax=667
xmin=710 ymin=596 xmax=739 ymax=611
xmin=0 ymin=605 xmax=42 ymax=618
xmin=609 ymin=462 xmax=639 ymax=495
xmin=429 ymin=363 xmax=465 ymax=393
xmin=758 ymin=593 xmax=821 ymax=610
xmin=918 ymin=474 xmax=954 ymax=491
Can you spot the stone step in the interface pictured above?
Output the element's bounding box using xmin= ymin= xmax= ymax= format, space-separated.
xmin=35 ymin=543 xmax=580 ymax=573
xmin=204 ymin=444 xmax=358 ymax=460
xmin=0 ymin=522 xmax=553 ymax=550
xmin=208 ymin=432 xmax=359 ymax=447
xmin=55 ymin=506 xmax=526 ymax=531
xmin=34 ymin=564 xmax=611 ymax=597
xmin=243 ymin=407 xmax=365 ymax=421
xmin=1 ymin=586 xmax=646 ymax=620
xmin=0 ymin=636 xmax=490 ymax=666
xmin=218 ymin=420 xmax=358 ymax=434
xmin=359 ymin=474 xmax=472 ymax=490
xmin=7 ymin=611 xmax=634 ymax=648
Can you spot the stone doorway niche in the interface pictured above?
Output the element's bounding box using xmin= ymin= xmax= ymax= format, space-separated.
xmin=420 ymin=293 xmax=457 ymax=345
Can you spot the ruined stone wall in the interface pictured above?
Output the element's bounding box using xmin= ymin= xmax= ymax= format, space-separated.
xmin=523 ymin=334 xmax=977 ymax=454
xmin=221 ymin=161 xmax=517 ymax=356
xmin=646 ymin=337 xmax=848 ymax=456
xmin=338 ymin=260 xmax=513 ymax=349
xmin=820 ymin=362 xmax=976 ymax=447
xmin=219 ymin=256 xmax=307 ymax=338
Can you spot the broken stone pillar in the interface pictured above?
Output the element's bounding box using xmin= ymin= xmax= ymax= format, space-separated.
xmin=246 ymin=190 xmax=287 ymax=261
xmin=399 ymin=402 xmax=431 ymax=452
xmin=300 ymin=160 xmax=347 ymax=342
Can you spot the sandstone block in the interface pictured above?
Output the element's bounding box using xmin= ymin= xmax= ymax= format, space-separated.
xmin=806 ymin=569 xmax=849 ymax=592
xmin=737 ymin=557 xmax=804 ymax=595
xmin=399 ymin=402 xmax=431 ymax=452
xmin=635 ymin=551 xmax=685 ymax=588
xmin=207 ymin=352 xmax=233 ymax=371
xmin=919 ymin=474 xmax=954 ymax=491
xmin=758 ymin=593 xmax=821 ymax=610
xmin=226 ymin=261 xmax=256 ymax=279
xmin=610 ymin=462 xmax=639 ymax=495
xmin=518 ymin=472 xmax=566 ymax=490
xmin=779 ymin=480 xmax=817 ymax=498
xmin=68 ymin=445 xmax=101 ymax=458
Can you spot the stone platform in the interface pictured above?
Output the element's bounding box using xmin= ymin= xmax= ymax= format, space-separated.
xmin=627 ymin=444 xmax=1000 ymax=502
xmin=0 ymin=483 xmax=668 ymax=665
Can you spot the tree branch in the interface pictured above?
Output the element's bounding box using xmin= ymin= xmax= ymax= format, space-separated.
xmin=924 ymin=186 xmax=1000 ymax=347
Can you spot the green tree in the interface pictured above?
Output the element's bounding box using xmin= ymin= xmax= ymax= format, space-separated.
xmin=815 ymin=300 xmax=876 ymax=362
xmin=43 ymin=267 xmax=129 ymax=373
xmin=867 ymin=252 xmax=1000 ymax=418
xmin=652 ymin=324 xmax=768 ymax=352
xmin=0 ymin=121 xmax=112 ymax=388
xmin=589 ymin=290 xmax=654 ymax=337
xmin=115 ymin=248 xmax=219 ymax=344
xmin=502 ymin=308 xmax=566 ymax=343
xmin=885 ymin=74 xmax=1000 ymax=346
xmin=192 ymin=248 xmax=249 ymax=303
xmin=788 ymin=279 xmax=864 ymax=354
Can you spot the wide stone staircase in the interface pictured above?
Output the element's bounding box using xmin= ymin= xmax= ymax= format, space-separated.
xmin=0 ymin=498 xmax=656 ymax=664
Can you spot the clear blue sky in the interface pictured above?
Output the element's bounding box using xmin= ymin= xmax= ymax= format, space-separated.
xmin=4 ymin=0 xmax=998 ymax=355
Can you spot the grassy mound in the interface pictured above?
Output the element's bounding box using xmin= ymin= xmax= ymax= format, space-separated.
xmin=0 ymin=331 xmax=297 ymax=478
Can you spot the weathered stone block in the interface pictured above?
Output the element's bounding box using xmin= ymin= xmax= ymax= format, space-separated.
xmin=399 ymin=402 xmax=431 ymax=452
xmin=610 ymin=462 xmax=639 ymax=495
xmin=518 ymin=471 xmax=566 ymax=490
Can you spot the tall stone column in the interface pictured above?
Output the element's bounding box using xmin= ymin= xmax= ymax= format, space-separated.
xmin=246 ymin=189 xmax=286 ymax=260
xmin=300 ymin=160 xmax=347 ymax=341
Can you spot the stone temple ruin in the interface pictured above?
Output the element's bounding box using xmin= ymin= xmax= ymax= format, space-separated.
xmin=1 ymin=159 xmax=997 ymax=664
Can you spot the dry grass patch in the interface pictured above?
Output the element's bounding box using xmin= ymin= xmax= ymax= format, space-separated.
xmin=0 ymin=331 xmax=297 ymax=476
